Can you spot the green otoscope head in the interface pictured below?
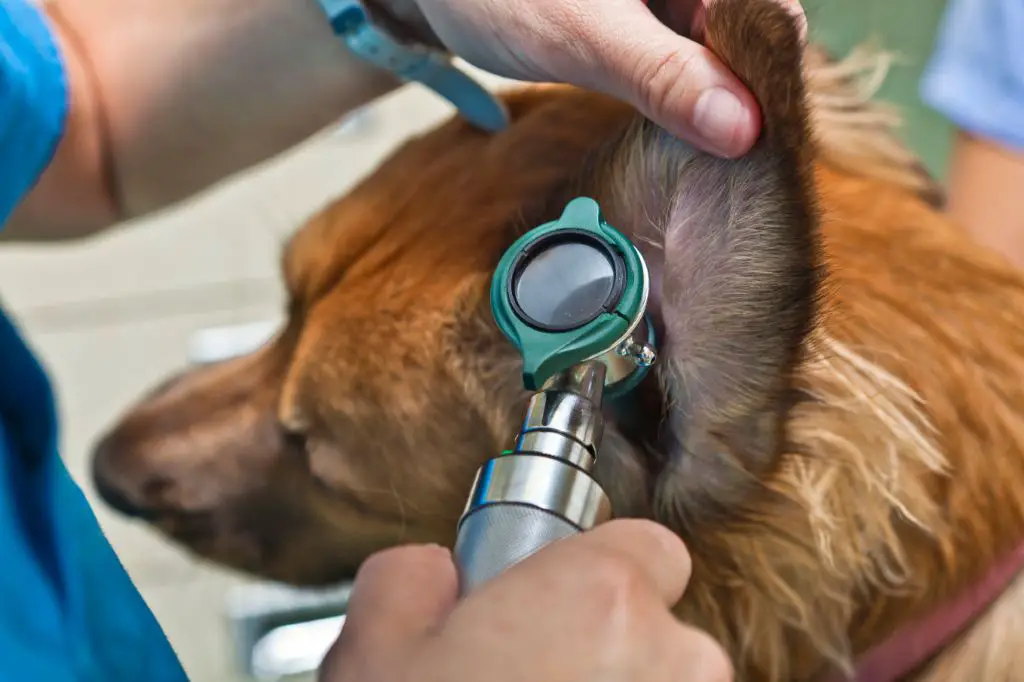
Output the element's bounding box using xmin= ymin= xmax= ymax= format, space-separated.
xmin=490 ymin=197 xmax=657 ymax=395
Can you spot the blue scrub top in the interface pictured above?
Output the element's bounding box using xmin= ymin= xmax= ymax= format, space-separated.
xmin=921 ymin=0 xmax=1024 ymax=151
xmin=0 ymin=1 xmax=188 ymax=679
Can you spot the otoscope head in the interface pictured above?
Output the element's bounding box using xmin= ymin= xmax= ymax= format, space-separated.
xmin=453 ymin=199 xmax=657 ymax=594
xmin=491 ymin=197 xmax=658 ymax=397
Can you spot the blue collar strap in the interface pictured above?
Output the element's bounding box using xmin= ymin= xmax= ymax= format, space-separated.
xmin=318 ymin=0 xmax=510 ymax=133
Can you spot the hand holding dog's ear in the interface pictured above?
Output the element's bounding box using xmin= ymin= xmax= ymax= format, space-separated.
xmin=375 ymin=0 xmax=804 ymax=158
xmin=320 ymin=519 xmax=734 ymax=682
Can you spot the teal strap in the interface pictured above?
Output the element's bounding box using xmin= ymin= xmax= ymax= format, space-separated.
xmin=318 ymin=0 xmax=510 ymax=132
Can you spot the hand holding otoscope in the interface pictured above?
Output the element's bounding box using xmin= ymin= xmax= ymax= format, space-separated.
xmin=321 ymin=198 xmax=733 ymax=682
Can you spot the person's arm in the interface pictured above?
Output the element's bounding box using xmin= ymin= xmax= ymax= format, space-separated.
xmin=5 ymin=0 xmax=401 ymax=242
xmin=944 ymin=132 xmax=1024 ymax=269
xmin=6 ymin=0 xmax=812 ymax=243
xmin=920 ymin=0 xmax=1024 ymax=268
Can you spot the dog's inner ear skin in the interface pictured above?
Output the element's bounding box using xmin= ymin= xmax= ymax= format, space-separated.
xmin=582 ymin=0 xmax=820 ymax=531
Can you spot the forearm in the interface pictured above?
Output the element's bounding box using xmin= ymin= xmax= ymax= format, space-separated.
xmin=917 ymin=0 xmax=1024 ymax=269
xmin=945 ymin=131 xmax=1024 ymax=270
xmin=7 ymin=0 xmax=400 ymax=240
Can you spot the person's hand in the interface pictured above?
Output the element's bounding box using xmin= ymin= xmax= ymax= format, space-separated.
xmin=319 ymin=518 xmax=733 ymax=682
xmin=373 ymin=0 xmax=806 ymax=158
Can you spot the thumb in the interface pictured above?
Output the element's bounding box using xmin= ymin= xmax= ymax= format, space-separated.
xmin=564 ymin=0 xmax=761 ymax=157
xmin=327 ymin=545 xmax=458 ymax=661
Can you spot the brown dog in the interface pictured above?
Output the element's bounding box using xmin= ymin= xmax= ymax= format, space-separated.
xmin=89 ymin=1 xmax=1024 ymax=680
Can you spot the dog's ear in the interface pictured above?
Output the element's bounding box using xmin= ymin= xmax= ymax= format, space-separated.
xmin=587 ymin=0 xmax=821 ymax=524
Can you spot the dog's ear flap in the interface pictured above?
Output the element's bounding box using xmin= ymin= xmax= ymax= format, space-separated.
xmin=588 ymin=0 xmax=822 ymax=522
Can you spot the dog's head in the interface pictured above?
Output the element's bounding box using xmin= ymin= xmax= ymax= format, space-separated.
xmin=91 ymin=1 xmax=958 ymax=677
xmin=86 ymin=0 xmax=863 ymax=590
xmin=92 ymin=86 xmax=651 ymax=583
xmin=95 ymin=0 xmax=821 ymax=570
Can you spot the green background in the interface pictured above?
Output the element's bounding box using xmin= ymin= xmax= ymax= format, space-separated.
xmin=805 ymin=0 xmax=953 ymax=179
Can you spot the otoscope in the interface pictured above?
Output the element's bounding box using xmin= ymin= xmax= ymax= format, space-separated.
xmin=452 ymin=197 xmax=658 ymax=594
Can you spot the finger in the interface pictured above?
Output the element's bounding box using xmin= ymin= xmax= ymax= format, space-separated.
xmin=555 ymin=0 xmax=761 ymax=157
xmin=578 ymin=518 xmax=693 ymax=605
xmin=503 ymin=518 xmax=693 ymax=607
xmin=647 ymin=617 xmax=735 ymax=682
xmin=334 ymin=544 xmax=458 ymax=653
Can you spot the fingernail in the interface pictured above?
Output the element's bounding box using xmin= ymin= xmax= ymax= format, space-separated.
xmin=692 ymin=87 xmax=747 ymax=156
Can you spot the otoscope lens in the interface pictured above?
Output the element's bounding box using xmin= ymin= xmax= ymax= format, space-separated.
xmin=513 ymin=241 xmax=616 ymax=329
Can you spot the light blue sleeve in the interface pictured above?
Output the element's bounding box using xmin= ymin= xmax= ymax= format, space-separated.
xmin=0 ymin=0 xmax=68 ymax=224
xmin=920 ymin=0 xmax=1024 ymax=151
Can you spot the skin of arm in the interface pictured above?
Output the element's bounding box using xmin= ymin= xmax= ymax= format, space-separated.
xmin=4 ymin=0 xmax=401 ymax=242
xmin=944 ymin=131 xmax=1024 ymax=270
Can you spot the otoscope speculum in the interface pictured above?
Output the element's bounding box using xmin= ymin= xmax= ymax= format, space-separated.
xmin=490 ymin=196 xmax=657 ymax=395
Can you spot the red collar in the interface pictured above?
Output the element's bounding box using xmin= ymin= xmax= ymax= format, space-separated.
xmin=822 ymin=541 xmax=1024 ymax=682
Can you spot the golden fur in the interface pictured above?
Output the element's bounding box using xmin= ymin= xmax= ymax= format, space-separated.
xmin=89 ymin=2 xmax=1024 ymax=680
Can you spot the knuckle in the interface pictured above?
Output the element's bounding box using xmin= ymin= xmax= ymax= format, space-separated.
xmin=358 ymin=543 xmax=448 ymax=578
xmin=583 ymin=553 xmax=650 ymax=658
xmin=547 ymin=1 xmax=591 ymax=43
xmin=359 ymin=545 xmax=408 ymax=572
xmin=355 ymin=547 xmax=397 ymax=578
xmin=681 ymin=627 xmax=735 ymax=682
xmin=536 ymin=3 xmax=602 ymax=75
xmin=588 ymin=551 xmax=649 ymax=604
xmin=630 ymin=47 xmax=701 ymax=122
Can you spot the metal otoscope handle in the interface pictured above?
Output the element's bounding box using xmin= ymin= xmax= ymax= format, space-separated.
xmin=453 ymin=363 xmax=613 ymax=595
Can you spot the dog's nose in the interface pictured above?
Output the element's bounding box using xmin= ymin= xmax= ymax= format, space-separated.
xmin=91 ymin=437 xmax=156 ymax=521
xmin=93 ymin=471 xmax=152 ymax=520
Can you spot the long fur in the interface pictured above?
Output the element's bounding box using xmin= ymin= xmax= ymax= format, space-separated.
xmin=804 ymin=45 xmax=945 ymax=207
xmin=669 ymin=331 xmax=948 ymax=680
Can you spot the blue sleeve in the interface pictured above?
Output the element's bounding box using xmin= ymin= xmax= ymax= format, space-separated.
xmin=0 ymin=6 xmax=189 ymax=681
xmin=920 ymin=0 xmax=1024 ymax=151
xmin=0 ymin=0 xmax=69 ymax=225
